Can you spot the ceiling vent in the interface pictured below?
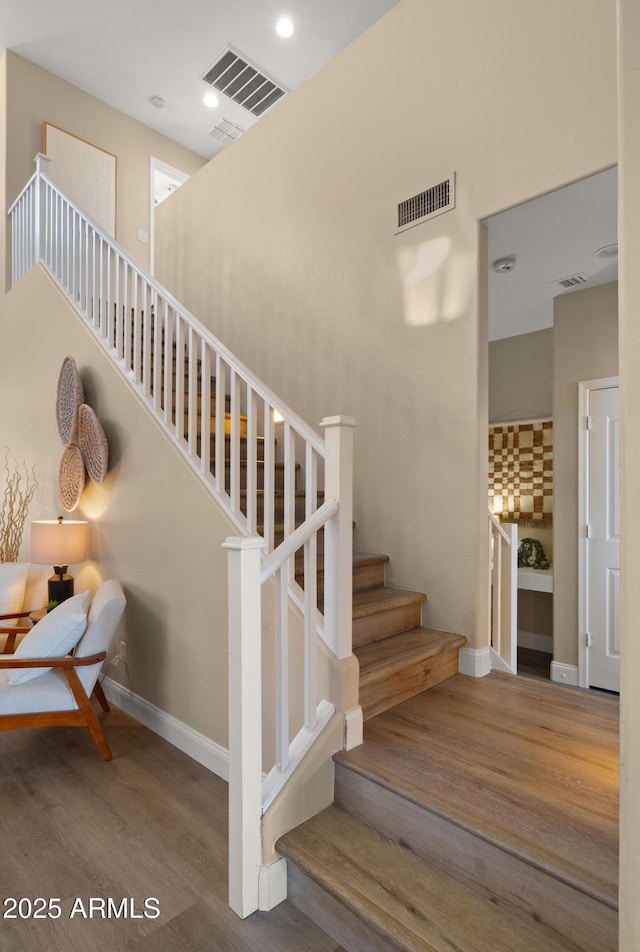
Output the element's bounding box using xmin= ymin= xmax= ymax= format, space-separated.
xmin=210 ymin=117 xmax=245 ymax=145
xmin=202 ymin=46 xmax=287 ymax=117
xmin=553 ymin=272 xmax=588 ymax=290
xmin=396 ymin=173 xmax=456 ymax=234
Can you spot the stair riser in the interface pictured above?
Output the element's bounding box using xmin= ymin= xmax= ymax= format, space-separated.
xmin=352 ymin=560 xmax=387 ymax=592
xmin=287 ymin=864 xmax=402 ymax=952
xmin=333 ymin=764 xmax=617 ymax=952
xmin=352 ymin=603 xmax=423 ymax=648
xmin=358 ymin=647 xmax=460 ymax=720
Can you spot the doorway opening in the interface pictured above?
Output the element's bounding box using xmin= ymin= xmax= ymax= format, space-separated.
xmin=484 ymin=167 xmax=618 ymax=686
xmin=149 ymin=157 xmax=190 ymax=275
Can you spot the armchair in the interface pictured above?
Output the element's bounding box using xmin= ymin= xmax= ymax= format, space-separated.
xmin=0 ymin=580 xmax=126 ymax=760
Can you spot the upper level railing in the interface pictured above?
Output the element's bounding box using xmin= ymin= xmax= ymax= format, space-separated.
xmin=9 ymin=156 xmax=358 ymax=918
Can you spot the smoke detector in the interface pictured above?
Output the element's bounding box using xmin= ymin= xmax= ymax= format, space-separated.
xmin=492 ymin=256 xmax=516 ymax=273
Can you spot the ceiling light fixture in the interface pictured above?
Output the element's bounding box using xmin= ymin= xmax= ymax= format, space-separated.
xmin=593 ymin=243 xmax=618 ymax=259
xmin=492 ymin=256 xmax=516 ymax=273
xmin=276 ymin=16 xmax=294 ymax=38
xmin=203 ymin=91 xmax=219 ymax=108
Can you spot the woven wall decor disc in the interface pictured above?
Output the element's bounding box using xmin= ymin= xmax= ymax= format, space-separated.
xmin=58 ymin=444 xmax=85 ymax=512
xmin=56 ymin=356 xmax=85 ymax=445
xmin=77 ymin=404 xmax=109 ymax=484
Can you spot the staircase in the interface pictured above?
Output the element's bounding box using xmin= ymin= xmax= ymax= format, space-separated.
xmin=278 ymin=672 xmax=619 ymax=952
xmin=351 ymin=554 xmax=466 ymax=720
xmin=193 ymin=372 xmax=467 ymax=719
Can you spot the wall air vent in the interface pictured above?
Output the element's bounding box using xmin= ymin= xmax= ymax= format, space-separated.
xmin=202 ymin=46 xmax=287 ymax=117
xmin=210 ymin=117 xmax=245 ymax=145
xmin=553 ymin=272 xmax=588 ymax=290
xmin=396 ymin=173 xmax=456 ymax=234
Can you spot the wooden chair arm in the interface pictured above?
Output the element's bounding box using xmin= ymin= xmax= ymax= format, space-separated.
xmin=0 ymin=610 xmax=36 ymax=620
xmin=0 ymin=652 xmax=107 ymax=670
xmin=0 ymin=626 xmax=31 ymax=635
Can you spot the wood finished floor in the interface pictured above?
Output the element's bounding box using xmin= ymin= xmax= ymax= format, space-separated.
xmin=0 ymin=709 xmax=344 ymax=952
xmin=336 ymin=671 xmax=619 ymax=907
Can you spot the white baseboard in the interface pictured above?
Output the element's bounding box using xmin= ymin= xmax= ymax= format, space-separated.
xmin=459 ymin=646 xmax=492 ymax=678
xmin=344 ymin=706 xmax=363 ymax=750
xmin=258 ymin=858 xmax=288 ymax=911
xmin=102 ymin=676 xmax=229 ymax=780
xmin=550 ymin=662 xmax=579 ymax=687
xmin=518 ymin=630 xmax=553 ymax=653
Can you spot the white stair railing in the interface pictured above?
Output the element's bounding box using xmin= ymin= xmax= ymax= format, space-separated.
xmin=488 ymin=512 xmax=518 ymax=673
xmin=9 ymin=156 xmax=358 ymax=919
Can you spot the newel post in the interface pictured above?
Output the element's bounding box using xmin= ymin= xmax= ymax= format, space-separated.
xmin=34 ymin=154 xmax=51 ymax=264
xmin=320 ymin=416 xmax=357 ymax=660
xmin=224 ymin=535 xmax=266 ymax=919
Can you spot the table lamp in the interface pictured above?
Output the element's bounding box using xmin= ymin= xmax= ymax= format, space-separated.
xmin=31 ymin=517 xmax=89 ymax=603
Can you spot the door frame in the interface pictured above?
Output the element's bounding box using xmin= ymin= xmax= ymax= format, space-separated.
xmin=577 ymin=375 xmax=619 ymax=688
xmin=149 ymin=157 xmax=190 ymax=275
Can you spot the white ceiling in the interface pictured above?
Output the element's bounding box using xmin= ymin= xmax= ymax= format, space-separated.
xmin=486 ymin=167 xmax=618 ymax=341
xmin=0 ymin=0 xmax=400 ymax=160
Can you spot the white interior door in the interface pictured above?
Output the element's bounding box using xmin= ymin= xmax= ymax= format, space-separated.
xmin=586 ymin=384 xmax=620 ymax=691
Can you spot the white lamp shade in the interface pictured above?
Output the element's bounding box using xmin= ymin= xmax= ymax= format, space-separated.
xmin=31 ymin=519 xmax=89 ymax=566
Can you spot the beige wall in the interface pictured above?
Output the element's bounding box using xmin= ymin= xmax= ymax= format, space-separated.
xmin=0 ymin=55 xmax=6 ymax=295
xmin=155 ymin=0 xmax=617 ymax=643
xmin=552 ymin=282 xmax=618 ymax=667
xmin=3 ymin=50 xmax=206 ymax=280
xmin=618 ymin=0 xmax=640 ymax=945
xmin=0 ymin=265 xmax=236 ymax=746
xmin=489 ymin=330 xmax=553 ymax=423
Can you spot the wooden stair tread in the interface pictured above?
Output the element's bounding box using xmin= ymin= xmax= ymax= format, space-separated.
xmin=279 ymin=805 xmax=573 ymax=952
xmin=335 ymin=672 xmax=619 ymax=907
xmin=355 ymin=628 xmax=466 ymax=685
xmin=352 ymin=586 xmax=427 ymax=620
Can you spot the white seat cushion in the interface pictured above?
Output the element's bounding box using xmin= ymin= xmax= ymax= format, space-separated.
xmin=8 ymin=590 xmax=90 ymax=685
xmin=0 ymin=667 xmax=78 ymax=713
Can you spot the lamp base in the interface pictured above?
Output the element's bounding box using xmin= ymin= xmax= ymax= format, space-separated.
xmin=48 ymin=573 xmax=74 ymax=604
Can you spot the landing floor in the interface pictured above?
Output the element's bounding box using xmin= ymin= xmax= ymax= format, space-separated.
xmin=337 ymin=671 xmax=619 ymax=906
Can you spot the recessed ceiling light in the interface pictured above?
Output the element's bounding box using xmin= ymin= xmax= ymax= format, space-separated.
xmin=593 ymin=243 xmax=618 ymax=259
xmin=276 ymin=16 xmax=294 ymax=38
xmin=203 ymin=91 xmax=219 ymax=108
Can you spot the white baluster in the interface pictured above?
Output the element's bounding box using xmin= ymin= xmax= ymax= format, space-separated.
xmin=304 ymin=445 xmax=318 ymax=730
xmin=215 ymin=355 xmax=226 ymax=497
xmin=275 ymin=564 xmax=289 ymax=771
xmin=245 ymin=387 xmax=258 ymax=532
xmin=200 ymin=341 xmax=212 ymax=477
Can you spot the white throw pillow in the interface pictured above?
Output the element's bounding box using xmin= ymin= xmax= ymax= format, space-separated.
xmin=0 ymin=562 xmax=30 ymax=625
xmin=8 ymin=590 xmax=90 ymax=685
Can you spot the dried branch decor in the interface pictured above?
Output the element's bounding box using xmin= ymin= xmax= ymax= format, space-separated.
xmin=0 ymin=450 xmax=38 ymax=562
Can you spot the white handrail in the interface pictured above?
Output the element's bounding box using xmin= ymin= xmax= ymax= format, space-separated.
xmin=261 ymin=497 xmax=338 ymax=582
xmin=9 ymin=163 xmax=324 ymax=457
xmin=488 ymin=512 xmax=518 ymax=673
xmin=10 ymin=161 xmax=357 ymax=921
xmin=488 ymin=508 xmax=512 ymax=544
